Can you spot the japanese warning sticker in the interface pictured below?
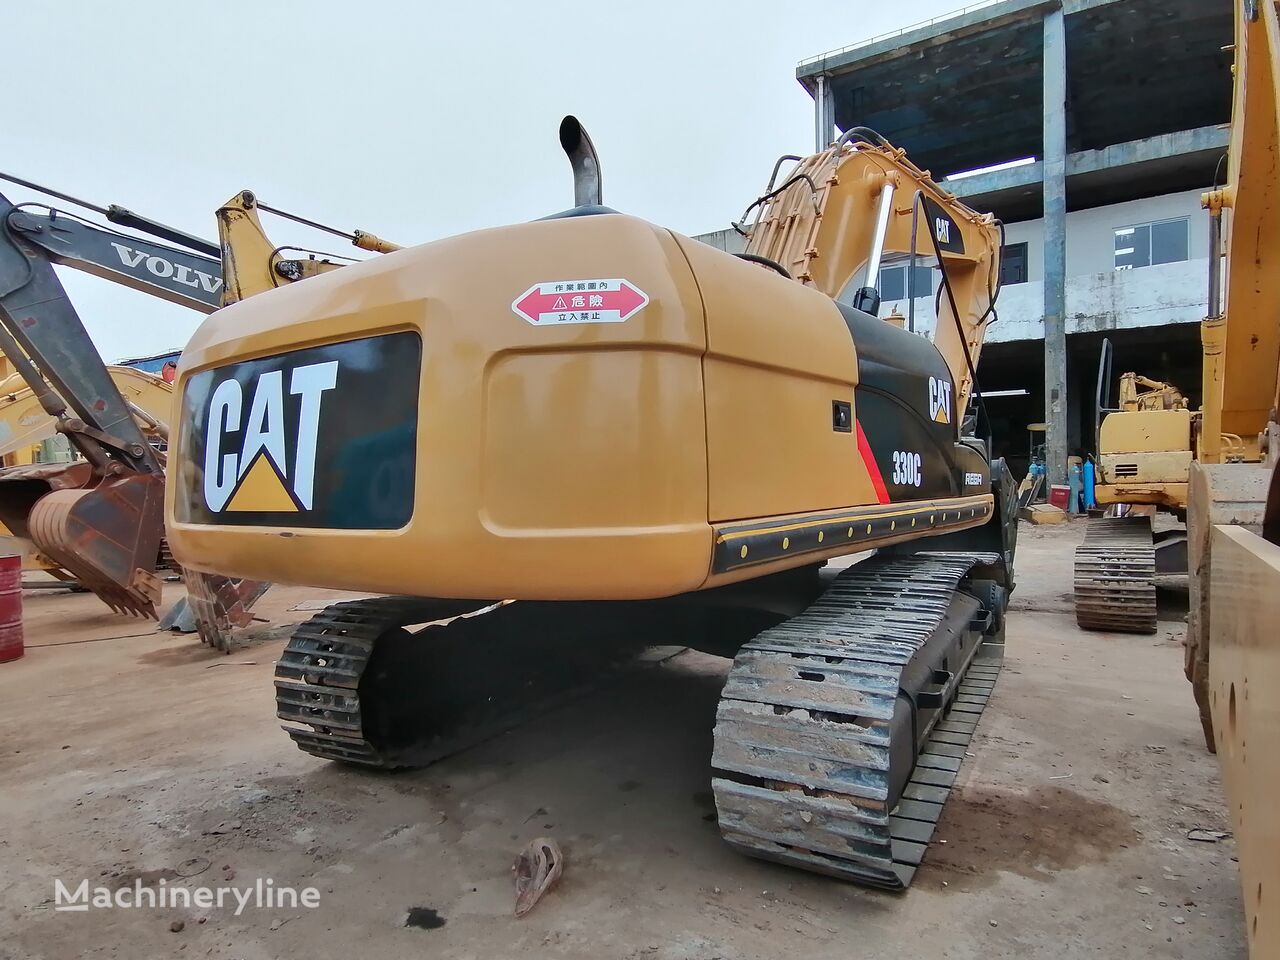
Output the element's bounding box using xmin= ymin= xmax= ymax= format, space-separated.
xmin=511 ymin=278 xmax=649 ymax=325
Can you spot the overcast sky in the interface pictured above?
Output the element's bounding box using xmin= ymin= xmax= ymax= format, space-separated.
xmin=6 ymin=1 xmax=961 ymax=362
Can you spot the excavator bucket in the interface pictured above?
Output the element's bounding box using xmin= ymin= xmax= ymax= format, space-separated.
xmin=24 ymin=471 xmax=165 ymax=617
xmin=0 ymin=460 xmax=268 ymax=639
xmin=183 ymin=571 xmax=270 ymax=652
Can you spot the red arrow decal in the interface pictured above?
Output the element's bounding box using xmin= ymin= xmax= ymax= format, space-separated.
xmin=610 ymin=282 xmax=647 ymax=319
xmin=514 ymin=289 xmax=554 ymax=320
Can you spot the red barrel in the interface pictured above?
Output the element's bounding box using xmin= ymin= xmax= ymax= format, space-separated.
xmin=0 ymin=554 xmax=23 ymax=662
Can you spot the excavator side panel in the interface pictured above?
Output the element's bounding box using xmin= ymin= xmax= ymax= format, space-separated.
xmin=1185 ymin=460 xmax=1271 ymax=749
xmin=1206 ymin=523 xmax=1280 ymax=958
xmin=682 ymin=238 xmax=872 ymax=521
xmin=1098 ymin=408 xmax=1191 ymax=455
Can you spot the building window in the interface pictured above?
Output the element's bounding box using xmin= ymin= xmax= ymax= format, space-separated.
xmin=1000 ymin=242 xmax=1028 ymax=285
xmin=1114 ymin=218 xmax=1189 ymax=270
xmin=878 ymin=262 xmax=935 ymax=301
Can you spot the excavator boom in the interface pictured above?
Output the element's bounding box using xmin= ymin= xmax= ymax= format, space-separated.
xmin=0 ymin=190 xmax=170 ymax=614
xmin=744 ymin=132 xmax=1001 ymax=422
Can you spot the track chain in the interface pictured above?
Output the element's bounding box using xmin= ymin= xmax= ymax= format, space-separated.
xmin=711 ymin=551 xmax=1003 ymax=890
xmin=274 ymin=596 xmax=494 ymax=766
xmin=1074 ymin=516 xmax=1157 ymax=634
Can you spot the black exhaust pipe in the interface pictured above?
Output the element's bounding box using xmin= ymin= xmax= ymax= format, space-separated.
xmin=559 ymin=116 xmax=602 ymax=208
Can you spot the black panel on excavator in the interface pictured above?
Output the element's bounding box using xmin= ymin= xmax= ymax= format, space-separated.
xmin=836 ymin=302 xmax=963 ymax=501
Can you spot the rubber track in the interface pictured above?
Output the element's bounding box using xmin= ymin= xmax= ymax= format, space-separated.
xmin=711 ymin=551 xmax=1002 ymax=890
xmin=274 ymin=596 xmax=493 ymax=766
xmin=1074 ymin=516 xmax=1157 ymax=634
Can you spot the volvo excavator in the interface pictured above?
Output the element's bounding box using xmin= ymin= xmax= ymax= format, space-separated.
xmin=0 ymin=177 xmax=398 ymax=647
xmin=167 ymin=119 xmax=1017 ymax=888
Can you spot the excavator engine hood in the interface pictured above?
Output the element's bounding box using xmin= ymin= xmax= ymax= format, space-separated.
xmin=167 ymin=212 xmax=994 ymax=600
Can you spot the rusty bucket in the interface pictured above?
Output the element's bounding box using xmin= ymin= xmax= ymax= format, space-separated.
xmin=26 ymin=473 xmax=166 ymax=618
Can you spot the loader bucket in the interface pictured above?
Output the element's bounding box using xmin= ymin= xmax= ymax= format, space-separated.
xmin=26 ymin=472 xmax=166 ymax=618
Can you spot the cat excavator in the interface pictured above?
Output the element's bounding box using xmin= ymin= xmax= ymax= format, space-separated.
xmin=0 ymin=177 xmax=397 ymax=646
xmin=167 ymin=119 xmax=1017 ymax=888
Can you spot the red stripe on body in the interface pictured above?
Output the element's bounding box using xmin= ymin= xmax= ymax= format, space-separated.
xmin=856 ymin=421 xmax=890 ymax=504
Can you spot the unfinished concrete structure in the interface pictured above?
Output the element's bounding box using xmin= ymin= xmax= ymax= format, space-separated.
xmin=724 ymin=0 xmax=1232 ymax=480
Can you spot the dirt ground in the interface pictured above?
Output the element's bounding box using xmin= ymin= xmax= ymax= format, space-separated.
xmin=0 ymin=520 xmax=1247 ymax=959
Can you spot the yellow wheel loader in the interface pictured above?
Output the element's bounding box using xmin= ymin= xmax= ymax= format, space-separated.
xmin=167 ymin=118 xmax=1017 ymax=888
xmin=0 ymin=178 xmax=396 ymax=647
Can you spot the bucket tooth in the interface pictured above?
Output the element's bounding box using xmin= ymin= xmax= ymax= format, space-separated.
xmin=183 ymin=572 xmax=271 ymax=652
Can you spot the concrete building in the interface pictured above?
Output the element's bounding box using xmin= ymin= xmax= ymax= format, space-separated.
xmin=701 ymin=0 xmax=1232 ymax=479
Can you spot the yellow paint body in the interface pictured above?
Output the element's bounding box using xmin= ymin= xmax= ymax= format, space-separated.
xmin=1182 ymin=9 xmax=1280 ymax=956
xmin=1208 ymin=524 xmax=1280 ymax=960
xmin=1099 ymin=409 xmax=1191 ymax=456
xmin=1095 ymin=408 xmax=1193 ymax=508
xmin=167 ymin=213 xmax=993 ymax=598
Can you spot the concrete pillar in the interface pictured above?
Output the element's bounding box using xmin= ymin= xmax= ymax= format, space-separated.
xmin=1042 ymin=8 xmax=1069 ymax=486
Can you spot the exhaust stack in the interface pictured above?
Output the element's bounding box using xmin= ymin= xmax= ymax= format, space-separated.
xmin=559 ymin=116 xmax=602 ymax=207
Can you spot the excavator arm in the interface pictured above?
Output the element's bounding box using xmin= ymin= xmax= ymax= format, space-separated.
xmin=743 ymin=131 xmax=1002 ymax=422
xmin=6 ymin=204 xmax=224 ymax=313
xmin=0 ymin=190 xmax=171 ymax=614
xmin=0 ymin=178 xmax=400 ymax=643
xmin=1200 ymin=0 xmax=1280 ymax=465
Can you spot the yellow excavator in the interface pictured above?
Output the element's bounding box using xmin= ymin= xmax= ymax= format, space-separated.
xmin=1074 ymin=356 xmax=1195 ymax=632
xmin=1076 ymin=9 xmax=1279 ymax=650
xmin=0 ymin=178 xmax=397 ymax=646
xmin=1187 ymin=3 xmax=1280 ymax=956
xmin=167 ymin=118 xmax=1016 ymax=888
